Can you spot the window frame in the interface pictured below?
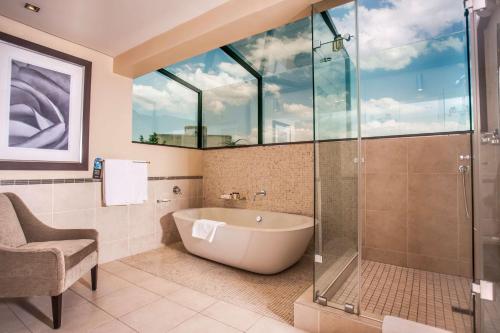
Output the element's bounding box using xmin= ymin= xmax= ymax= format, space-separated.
xmin=132 ymin=11 xmax=471 ymax=150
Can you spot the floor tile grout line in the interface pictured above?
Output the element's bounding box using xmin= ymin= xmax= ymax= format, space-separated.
xmin=69 ymin=285 xmax=141 ymax=332
xmin=6 ymin=302 xmax=34 ymax=333
xmin=101 ymin=259 xmax=269 ymax=331
xmin=116 ymin=252 xmax=300 ymax=324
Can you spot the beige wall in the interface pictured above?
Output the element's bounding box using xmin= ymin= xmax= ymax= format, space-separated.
xmin=0 ymin=179 xmax=202 ymax=263
xmin=0 ymin=15 xmax=202 ymax=179
xmin=202 ymin=144 xmax=314 ymax=217
xmin=362 ymin=134 xmax=473 ymax=277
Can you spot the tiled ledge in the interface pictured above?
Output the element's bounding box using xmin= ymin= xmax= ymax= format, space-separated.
xmin=0 ymin=175 xmax=202 ymax=186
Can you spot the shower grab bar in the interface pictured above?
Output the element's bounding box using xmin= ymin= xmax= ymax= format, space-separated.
xmin=458 ymin=165 xmax=470 ymax=218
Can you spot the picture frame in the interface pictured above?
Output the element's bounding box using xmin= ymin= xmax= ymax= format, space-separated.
xmin=0 ymin=32 xmax=91 ymax=170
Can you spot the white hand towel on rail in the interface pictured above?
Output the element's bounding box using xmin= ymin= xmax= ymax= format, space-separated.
xmin=192 ymin=219 xmax=226 ymax=243
xmin=130 ymin=161 xmax=148 ymax=204
xmin=103 ymin=159 xmax=133 ymax=206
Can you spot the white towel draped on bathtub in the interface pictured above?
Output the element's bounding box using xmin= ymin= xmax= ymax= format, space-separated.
xmin=192 ymin=219 xmax=226 ymax=243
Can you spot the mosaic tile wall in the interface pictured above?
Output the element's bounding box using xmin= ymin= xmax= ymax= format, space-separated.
xmin=315 ymin=140 xmax=359 ymax=281
xmin=202 ymin=144 xmax=314 ymax=216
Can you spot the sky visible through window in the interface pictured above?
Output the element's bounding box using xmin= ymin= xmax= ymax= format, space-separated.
xmin=132 ymin=0 xmax=470 ymax=147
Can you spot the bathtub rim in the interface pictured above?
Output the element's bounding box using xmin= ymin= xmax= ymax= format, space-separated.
xmin=173 ymin=207 xmax=313 ymax=233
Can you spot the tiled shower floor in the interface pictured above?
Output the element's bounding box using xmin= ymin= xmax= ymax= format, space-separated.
xmin=330 ymin=260 xmax=473 ymax=333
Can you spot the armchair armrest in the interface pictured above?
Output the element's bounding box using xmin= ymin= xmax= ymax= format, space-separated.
xmin=0 ymin=244 xmax=65 ymax=297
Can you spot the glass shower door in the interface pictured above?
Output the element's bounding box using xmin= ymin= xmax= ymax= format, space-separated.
xmin=312 ymin=0 xmax=360 ymax=312
xmin=469 ymin=2 xmax=500 ymax=331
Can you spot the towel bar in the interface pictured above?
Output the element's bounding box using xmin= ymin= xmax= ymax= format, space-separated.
xmin=102 ymin=159 xmax=150 ymax=164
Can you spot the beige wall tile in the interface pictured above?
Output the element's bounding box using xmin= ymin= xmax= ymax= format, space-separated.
xmin=407 ymin=253 xmax=459 ymax=275
xmin=99 ymin=239 xmax=130 ymax=263
xmin=459 ymin=260 xmax=473 ymax=279
xmin=363 ymin=247 xmax=407 ymax=267
xmin=408 ymin=135 xmax=466 ymax=173
xmin=53 ymin=183 xmax=96 ymax=212
xmin=366 ymin=173 xmax=407 ymax=211
xmin=0 ymin=184 xmax=53 ymax=214
xmin=365 ymin=209 xmax=406 ymax=252
xmin=366 ymin=138 xmax=407 ymax=174
xmin=129 ymin=203 xmax=155 ymax=237
xmin=96 ymin=206 xmax=129 ymax=242
xmin=34 ymin=213 xmax=53 ymax=226
xmin=407 ymin=174 xmax=458 ymax=259
xmin=129 ymin=233 xmax=161 ymax=255
xmin=52 ymin=209 xmax=96 ymax=229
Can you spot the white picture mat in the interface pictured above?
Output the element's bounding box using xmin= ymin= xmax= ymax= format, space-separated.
xmin=0 ymin=40 xmax=85 ymax=163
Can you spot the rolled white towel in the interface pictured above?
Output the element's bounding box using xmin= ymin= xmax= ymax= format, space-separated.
xmin=192 ymin=219 xmax=226 ymax=243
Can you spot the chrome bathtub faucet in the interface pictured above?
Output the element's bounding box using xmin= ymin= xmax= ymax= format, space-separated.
xmin=253 ymin=190 xmax=266 ymax=202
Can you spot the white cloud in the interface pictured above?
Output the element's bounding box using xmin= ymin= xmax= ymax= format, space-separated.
xmin=333 ymin=0 xmax=464 ymax=71
xmin=283 ymin=103 xmax=313 ymax=118
xmin=132 ymin=79 xmax=197 ymax=118
xmin=203 ymin=81 xmax=257 ymax=114
xmin=243 ymin=33 xmax=311 ymax=74
xmin=431 ymin=36 xmax=464 ymax=53
xmin=264 ymin=83 xmax=281 ymax=95
xmin=360 ymin=96 xmax=469 ymax=135
xmin=217 ymin=62 xmax=249 ymax=79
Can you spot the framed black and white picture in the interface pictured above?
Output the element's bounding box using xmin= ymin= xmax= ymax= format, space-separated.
xmin=0 ymin=32 xmax=91 ymax=170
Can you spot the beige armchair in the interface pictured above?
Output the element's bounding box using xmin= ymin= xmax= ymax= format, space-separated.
xmin=0 ymin=192 xmax=98 ymax=329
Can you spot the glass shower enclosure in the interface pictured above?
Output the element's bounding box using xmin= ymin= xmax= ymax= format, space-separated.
xmin=313 ymin=0 xmax=500 ymax=332
xmin=312 ymin=0 xmax=361 ymax=313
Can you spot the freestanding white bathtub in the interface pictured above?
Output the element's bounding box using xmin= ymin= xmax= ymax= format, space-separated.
xmin=173 ymin=207 xmax=313 ymax=274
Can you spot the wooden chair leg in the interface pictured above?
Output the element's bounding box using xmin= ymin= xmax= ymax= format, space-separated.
xmin=91 ymin=264 xmax=98 ymax=291
xmin=51 ymin=294 xmax=62 ymax=329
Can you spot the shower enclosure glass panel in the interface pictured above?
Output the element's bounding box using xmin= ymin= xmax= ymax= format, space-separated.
xmin=356 ymin=1 xmax=473 ymax=330
xmin=469 ymin=3 xmax=500 ymax=331
xmin=312 ymin=0 xmax=360 ymax=311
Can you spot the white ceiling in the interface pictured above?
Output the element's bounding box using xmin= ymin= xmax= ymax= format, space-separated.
xmin=0 ymin=0 xmax=229 ymax=56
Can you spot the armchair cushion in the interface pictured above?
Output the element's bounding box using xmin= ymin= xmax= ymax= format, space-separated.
xmin=0 ymin=194 xmax=27 ymax=247
xmin=19 ymin=239 xmax=97 ymax=270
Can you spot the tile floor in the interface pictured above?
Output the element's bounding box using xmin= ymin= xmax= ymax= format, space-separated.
xmin=0 ymin=248 xmax=308 ymax=332
xmin=330 ymin=260 xmax=473 ymax=333
xmin=121 ymin=242 xmax=312 ymax=324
